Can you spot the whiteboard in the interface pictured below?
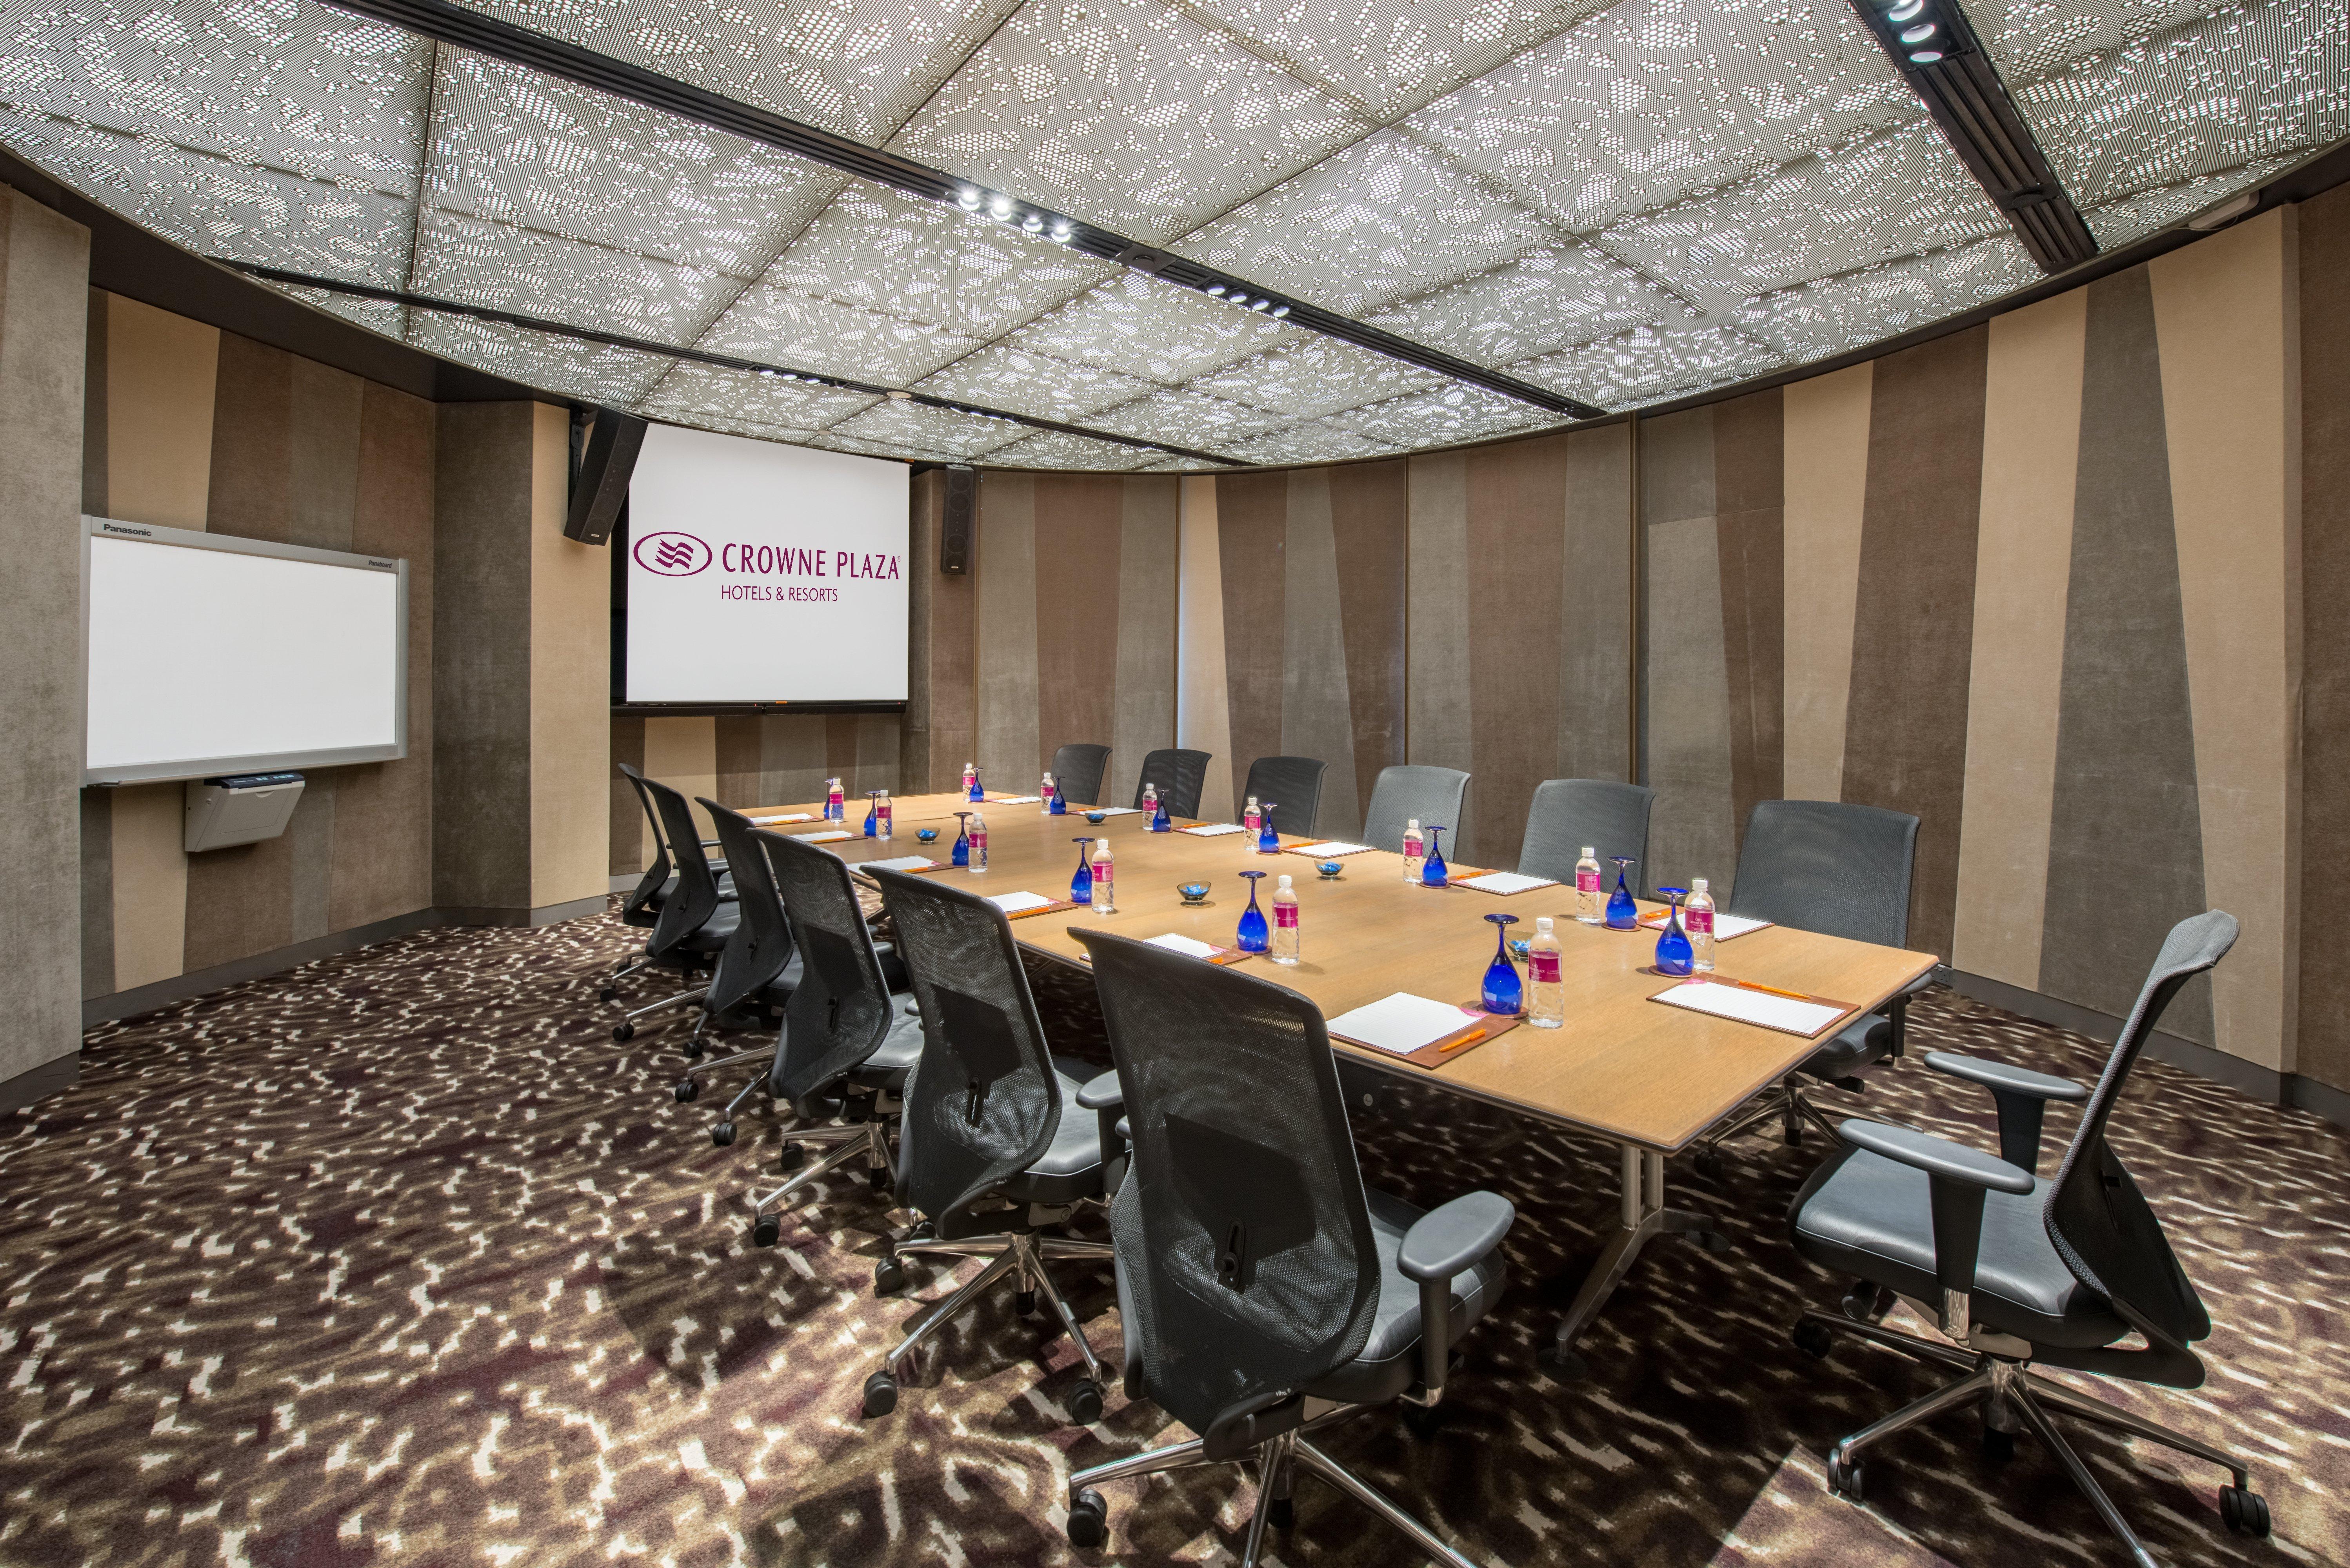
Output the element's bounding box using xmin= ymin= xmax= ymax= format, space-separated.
xmin=83 ymin=518 xmax=407 ymax=784
xmin=623 ymin=423 xmax=909 ymax=705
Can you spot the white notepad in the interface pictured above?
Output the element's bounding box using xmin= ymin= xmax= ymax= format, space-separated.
xmin=752 ymin=812 xmax=816 ymax=824
xmin=1088 ymin=806 xmax=1143 ymax=816
xmin=984 ymin=891 xmax=1057 ymax=915
xmin=1652 ymin=980 xmax=1845 ymax=1037
xmin=1181 ymin=823 xmax=1249 ymax=837
xmin=1325 ymin=993 xmax=1480 ymax=1055
xmin=861 ymin=855 xmax=940 ymax=873
xmin=1290 ymin=841 xmax=1374 ymax=857
xmin=991 ymin=794 xmax=1042 ymax=804
xmin=1456 ymin=871 xmax=1558 ymax=895
xmin=1145 ymin=933 xmax=1220 ymax=958
xmin=1643 ymin=911 xmax=1774 ymax=941
xmin=794 ymin=829 xmax=854 ymax=843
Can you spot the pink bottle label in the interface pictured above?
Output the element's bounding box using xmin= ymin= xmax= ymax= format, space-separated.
xmin=1530 ymin=951 xmax=1561 ymax=983
xmin=1275 ymin=905 xmax=1298 ymax=929
xmin=1687 ymin=909 xmax=1713 ymax=935
xmin=970 ymin=831 xmax=986 ymax=851
xmin=1577 ymin=870 xmax=1599 ymax=893
xmin=1094 ymin=868 xmax=1112 ymax=895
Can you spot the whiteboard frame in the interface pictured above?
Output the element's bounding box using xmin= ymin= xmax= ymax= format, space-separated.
xmin=81 ymin=516 xmax=409 ymax=786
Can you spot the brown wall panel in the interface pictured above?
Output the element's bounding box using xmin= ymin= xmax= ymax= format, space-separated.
xmin=2300 ymin=187 xmax=2350 ymax=1089
xmin=1216 ymin=470 xmax=1290 ymax=812
xmin=611 ymin=716 xmax=647 ymax=875
xmin=1712 ymin=387 xmax=1784 ymax=848
xmin=1032 ymin=474 xmax=1127 ymax=777
xmin=1330 ymin=459 xmax=1409 ymax=821
xmin=205 ymin=332 xmax=292 ymax=541
xmin=1466 ymin=433 xmax=1568 ymax=871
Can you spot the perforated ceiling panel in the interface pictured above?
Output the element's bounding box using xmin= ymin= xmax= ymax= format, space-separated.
xmin=1 ymin=0 xmax=2338 ymax=466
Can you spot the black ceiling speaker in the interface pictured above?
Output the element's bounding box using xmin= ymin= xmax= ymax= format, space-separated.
xmin=565 ymin=407 xmax=647 ymax=546
xmin=940 ymin=466 xmax=976 ymax=576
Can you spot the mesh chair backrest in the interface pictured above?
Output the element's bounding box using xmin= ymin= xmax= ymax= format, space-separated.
xmin=1134 ymin=748 xmax=1211 ymax=818
xmin=1240 ymin=756 xmax=1329 ymax=836
xmin=617 ymin=764 xmax=672 ymax=919
xmin=1725 ymin=799 xmax=1918 ymax=947
xmin=761 ymin=828 xmax=896 ymax=1117
xmin=1074 ymin=929 xmax=1381 ymax=1438
xmin=2044 ymin=910 xmax=2237 ymax=1366
xmin=1361 ymin=766 xmax=1470 ymax=853
xmin=1518 ymin=779 xmax=1656 ymax=882
xmin=1051 ymin=743 xmax=1112 ymax=806
xmin=869 ymin=866 xmax=1063 ymax=1226
xmin=698 ymin=801 xmax=798 ymax=1013
xmin=642 ymin=777 xmax=726 ymax=955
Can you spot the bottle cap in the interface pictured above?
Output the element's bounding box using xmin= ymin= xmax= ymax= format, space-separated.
xmin=1277 ymin=875 xmax=1291 ymax=889
xmin=1692 ymin=877 xmax=1708 ymax=892
xmin=1581 ymin=846 xmax=1594 ymax=857
xmin=1407 ymin=818 xmax=1420 ymax=830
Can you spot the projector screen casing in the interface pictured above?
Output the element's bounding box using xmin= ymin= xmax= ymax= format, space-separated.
xmin=82 ymin=517 xmax=408 ymax=785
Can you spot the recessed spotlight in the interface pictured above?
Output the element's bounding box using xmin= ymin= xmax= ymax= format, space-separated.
xmin=1886 ymin=0 xmax=1923 ymax=16
xmin=1908 ymin=47 xmax=1943 ymax=60
xmin=989 ymin=195 xmax=1012 ymax=218
xmin=1022 ymin=215 xmax=1044 ymax=232
xmin=1901 ymin=22 xmax=1936 ymax=43
xmin=1205 ymin=283 xmax=1228 ymax=296
xmin=1270 ymin=304 xmax=1290 ymax=318
xmin=956 ymin=186 xmax=982 ymax=210
xmin=1051 ymin=220 xmax=1072 ymax=242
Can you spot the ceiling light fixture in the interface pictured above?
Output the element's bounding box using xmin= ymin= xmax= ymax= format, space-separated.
xmin=1886 ymin=0 xmax=1923 ymax=17
xmin=1901 ymin=23 xmax=1936 ymax=42
xmin=1271 ymin=304 xmax=1291 ymax=318
xmin=1021 ymin=215 xmax=1044 ymax=232
xmin=1908 ymin=47 xmax=1943 ymax=60
xmin=988 ymin=195 xmax=1012 ymax=218
xmin=1051 ymin=221 xmax=1072 ymax=242
xmin=1205 ymin=283 xmax=1227 ymax=296
xmin=1249 ymin=298 xmax=1271 ymax=311
xmin=956 ymin=186 xmax=982 ymax=210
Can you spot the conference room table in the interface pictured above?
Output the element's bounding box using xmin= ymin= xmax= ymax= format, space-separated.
xmin=748 ymin=789 xmax=1937 ymax=1372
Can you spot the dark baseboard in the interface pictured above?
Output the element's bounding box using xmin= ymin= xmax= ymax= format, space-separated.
xmin=438 ymin=895 xmax=609 ymax=928
xmin=0 ymin=1052 xmax=80 ymax=1116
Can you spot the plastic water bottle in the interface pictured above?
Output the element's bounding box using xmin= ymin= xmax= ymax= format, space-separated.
xmin=961 ymin=761 xmax=976 ymax=799
xmin=1527 ymin=916 xmax=1564 ymax=1028
xmin=1575 ymin=847 xmax=1603 ymax=924
xmin=1041 ymin=771 xmax=1058 ymax=815
xmin=967 ymin=809 xmax=988 ymax=872
xmin=1090 ymin=837 xmax=1116 ymax=914
xmin=825 ymin=777 xmax=845 ymax=821
xmin=1271 ymin=874 xmax=1299 ymax=965
xmin=876 ymin=790 xmax=893 ymax=842
xmin=967 ymin=765 xmax=984 ymax=802
xmin=1243 ymin=795 xmax=1261 ymax=836
xmin=1401 ymin=819 xmax=1424 ymax=884
xmin=1141 ymin=782 xmax=1160 ymax=827
xmin=1686 ymin=877 xmax=1716 ymax=975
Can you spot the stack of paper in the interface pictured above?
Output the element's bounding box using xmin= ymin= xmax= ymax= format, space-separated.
xmin=861 ymin=855 xmax=940 ymax=873
xmin=752 ymin=812 xmax=816 ymax=825
xmin=983 ymin=891 xmax=1057 ymax=915
xmin=1642 ymin=910 xmax=1774 ymax=940
xmin=1652 ymin=980 xmax=1843 ymax=1036
xmin=1088 ymin=806 xmax=1143 ymax=817
xmin=1289 ymin=841 xmax=1374 ymax=857
xmin=1180 ymin=823 xmax=1249 ymax=837
xmin=1456 ymin=871 xmax=1558 ymax=895
xmin=795 ymin=829 xmax=854 ymax=844
xmin=1325 ymin=993 xmax=1481 ymax=1055
xmin=991 ymin=794 xmax=1042 ymax=804
xmin=1144 ymin=933 xmax=1221 ymax=958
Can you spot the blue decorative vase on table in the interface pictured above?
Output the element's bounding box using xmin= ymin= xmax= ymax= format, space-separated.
xmin=1235 ymin=870 xmax=1270 ymax=952
xmin=1605 ymin=857 xmax=1639 ymax=929
xmin=951 ymin=812 xmax=972 ymax=868
xmin=1070 ymin=838 xmax=1095 ymax=905
xmin=1653 ymin=887 xmax=1694 ymax=977
xmin=1421 ymin=826 xmax=1450 ymax=887
xmin=1481 ymin=913 xmax=1523 ymax=1014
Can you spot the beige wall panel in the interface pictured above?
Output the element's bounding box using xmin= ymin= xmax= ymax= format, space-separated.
xmin=2151 ymin=212 xmax=2299 ymax=1071
xmin=1176 ymin=474 xmax=1235 ymax=824
xmin=1952 ymin=290 xmax=2087 ymax=987
xmin=1780 ymin=363 xmax=1872 ymax=803
xmin=1279 ymin=468 xmax=1363 ymax=837
xmin=642 ymin=716 xmax=719 ymax=847
xmin=527 ymin=403 xmax=610 ymax=909
xmin=102 ymin=293 xmax=216 ymax=531
xmin=1110 ymin=477 xmax=1180 ymax=809
xmin=973 ymin=473 xmax=1040 ymax=791
xmin=109 ymin=782 xmax=186 ymax=991
xmin=1405 ymin=452 xmax=1474 ymax=852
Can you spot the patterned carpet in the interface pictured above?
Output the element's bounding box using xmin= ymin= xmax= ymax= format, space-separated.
xmin=2 ymin=906 xmax=2344 ymax=1568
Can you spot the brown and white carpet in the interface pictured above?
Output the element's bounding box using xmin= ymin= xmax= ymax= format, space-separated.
xmin=1 ymin=906 xmax=2342 ymax=1567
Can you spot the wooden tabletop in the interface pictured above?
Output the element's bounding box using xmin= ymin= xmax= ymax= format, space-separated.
xmin=747 ymin=795 xmax=1938 ymax=1155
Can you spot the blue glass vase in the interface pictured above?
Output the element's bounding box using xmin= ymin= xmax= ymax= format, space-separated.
xmin=1654 ymin=887 xmax=1693 ymax=976
xmin=1152 ymin=795 xmax=1172 ymax=832
xmin=1235 ymin=869 xmax=1269 ymax=952
xmin=951 ymin=812 xmax=972 ymax=868
xmin=968 ymin=768 xmax=985 ymax=802
xmin=1605 ymin=857 xmax=1639 ymax=929
xmin=1070 ymin=838 xmax=1095 ymax=905
xmin=1257 ymin=803 xmax=1281 ymax=854
xmin=863 ymin=791 xmax=881 ymax=838
xmin=1422 ymin=825 xmax=1450 ymax=887
xmin=1481 ymin=913 xmax=1523 ymax=1014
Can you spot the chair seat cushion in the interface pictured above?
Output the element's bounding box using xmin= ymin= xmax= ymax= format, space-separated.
xmin=1304 ymin=1188 xmax=1508 ymax=1406
xmin=998 ymin=1058 xmax=1108 ymax=1204
xmin=1800 ymin=1011 xmax=1888 ymax=1079
xmin=1790 ymin=1145 xmax=2127 ymax=1349
xmin=676 ymin=904 xmax=740 ymax=953
xmin=851 ymin=999 xmax=925 ymax=1089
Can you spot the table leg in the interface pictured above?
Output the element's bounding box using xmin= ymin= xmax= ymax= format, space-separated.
xmin=1541 ymin=1143 xmax=1724 ymax=1380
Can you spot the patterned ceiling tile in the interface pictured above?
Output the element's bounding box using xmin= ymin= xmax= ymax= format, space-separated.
xmin=634 ymin=359 xmax=881 ymax=430
xmin=404 ymin=311 xmax=678 ymax=402
xmin=828 ymin=395 xmax=1036 ymax=456
xmin=1187 ymin=335 xmax=1439 ymax=416
xmin=1959 ymin=0 xmax=2238 ymax=84
xmin=2077 ymin=150 xmax=2306 ymax=246
xmin=1172 ymin=129 xmax=1553 ymax=315
xmin=1327 ymin=381 xmax=1561 ymax=445
xmin=909 ymin=342 xmax=1156 ymax=420
xmin=1408 ymin=0 xmax=1916 ymax=234
xmin=766 ymin=184 xmax=1113 ymax=337
xmin=692 ymin=277 xmax=987 ymax=382
xmin=1220 ymin=418 xmax=1400 ymax=464
xmin=1006 ymin=270 xmax=1301 ymax=382
xmin=267 ymin=279 xmax=411 ymax=339
xmin=1366 ymin=239 xmax=1691 ymax=366
xmin=800 ymin=428 xmax=941 ymax=462
xmin=890 ymin=0 xmax=1366 ymax=242
xmin=410 ymin=207 xmax=742 ymax=341
xmin=1083 ymin=386 xmax=1285 ymax=447
xmin=424 ymin=49 xmax=844 ymax=274
xmin=1729 ymin=232 xmax=2042 ymax=364
xmin=1505 ymin=320 xmax=1785 ymax=407
xmin=982 ymin=428 xmax=1163 ymax=468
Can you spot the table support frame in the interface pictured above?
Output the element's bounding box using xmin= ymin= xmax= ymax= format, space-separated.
xmin=1542 ymin=1143 xmax=1726 ymax=1378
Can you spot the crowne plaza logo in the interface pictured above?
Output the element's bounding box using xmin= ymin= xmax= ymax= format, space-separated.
xmin=633 ymin=531 xmax=712 ymax=576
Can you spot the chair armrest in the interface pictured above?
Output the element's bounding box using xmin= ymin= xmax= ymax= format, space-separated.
xmin=1078 ymin=1071 xmax=1128 ymax=1197
xmin=1398 ymin=1191 xmax=1514 ymax=1399
xmin=1838 ymin=1119 xmax=2029 ymax=1324
xmin=1924 ymin=1051 xmax=2087 ymax=1174
xmin=1076 ymin=1071 xmax=1124 ymax=1111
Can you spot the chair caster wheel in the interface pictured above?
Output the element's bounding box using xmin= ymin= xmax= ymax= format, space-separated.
xmin=1693 ymin=1147 xmax=1725 ymax=1181
xmin=1688 ymin=1228 xmax=1732 ymax=1253
xmin=779 ymin=1142 xmax=803 ymax=1170
xmin=673 ymin=1077 xmax=699 ymax=1103
xmin=874 ymin=1257 xmax=908 ymax=1296
xmin=1401 ymin=1401 xmax=1444 ymax=1439
xmin=1067 ymin=1377 xmax=1103 ymax=1424
xmin=751 ymin=1213 xmax=781 ymax=1247
xmin=683 ymin=1039 xmax=705 ymax=1061
xmin=1981 ymin=1427 xmax=2015 ymax=1464
xmin=613 ymin=1022 xmax=636 ymax=1043
xmin=1792 ymin=1318 xmax=1836 ymax=1360
xmin=2219 ymin=1485 xmax=2270 ymax=1537
xmin=1014 ymin=1289 xmax=1038 ymax=1317
xmin=598 ymin=986 xmax=617 ymax=1002
xmin=711 ymin=1121 xmax=735 ymax=1147
xmin=1268 ymin=1497 xmax=1293 ymax=1530
xmin=867 ymin=1164 xmax=891 ymax=1191
xmin=1066 ymin=1487 xmax=1107 ymax=1548
xmin=1842 ymin=1281 xmax=1894 ymax=1323
xmin=907 ymin=1220 xmax=934 ymax=1242
xmin=1827 ymin=1455 xmax=1866 ymax=1502
xmin=862 ymin=1371 xmax=898 ymax=1418
xmin=1538 ymin=1343 xmax=1589 ymax=1382
xmin=1781 ymin=1123 xmax=1805 ymax=1147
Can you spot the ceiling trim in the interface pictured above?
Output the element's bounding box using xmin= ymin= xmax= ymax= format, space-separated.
xmin=316 ymin=0 xmax=1606 ymax=419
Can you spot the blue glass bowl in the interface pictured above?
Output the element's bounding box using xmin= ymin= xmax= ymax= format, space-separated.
xmin=1085 ymin=811 xmax=1107 ymax=824
xmin=1508 ymin=937 xmax=1532 ymax=962
xmin=915 ymin=828 xmax=939 ymax=843
xmin=1316 ymin=860 xmax=1344 ymax=879
xmin=1178 ymin=882 xmax=1210 ymax=905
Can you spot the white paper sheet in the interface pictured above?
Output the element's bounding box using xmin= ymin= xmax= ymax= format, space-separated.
xmin=1180 ymin=823 xmax=1249 ymax=837
xmin=1087 ymin=806 xmax=1143 ymax=816
xmin=984 ymin=891 xmax=1057 ymax=915
xmin=1652 ymin=980 xmax=1843 ymax=1036
xmin=1290 ymin=841 xmax=1374 ymax=857
xmin=794 ymin=829 xmax=854 ymax=843
xmin=752 ymin=812 xmax=816 ymax=824
xmin=861 ymin=855 xmax=940 ymax=872
xmin=1325 ymin=993 xmax=1481 ymax=1055
xmin=1456 ymin=871 xmax=1558 ymax=895
xmin=990 ymin=794 xmax=1042 ymax=804
xmin=1643 ymin=911 xmax=1773 ymax=940
xmin=1145 ymin=933 xmax=1221 ymax=958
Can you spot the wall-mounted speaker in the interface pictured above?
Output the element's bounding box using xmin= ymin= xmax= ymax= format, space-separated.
xmin=940 ymin=465 xmax=976 ymax=575
xmin=565 ymin=407 xmax=647 ymax=546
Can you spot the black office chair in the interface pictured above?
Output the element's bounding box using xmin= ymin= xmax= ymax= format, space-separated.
xmin=859 ymin=865 xmax=1119 ymax=1422
xmin=1050 ymin=743 xmax=1112 ymax=807
xmin=1063 ymin=928 xmax=1514 ymax=1568
xmin=1517 ymin=779 xmax=1654 ymax=883
xmin=1132 ymin=748 xmax=1211 ymax=819
xmin=738 ymin=828 xmax=925 ymax=1245
xmin=610 ymin=776 xmax=740 ymax=1044
xmin=602 ymin=763 xmax=729 ymax=1002
xmin=669 ymin=800 xmax=805 ymax=1093
xmin=1694 ymin=799 xmax=1924 ymax=1178
xmin=1361 ymin=764 xmax=1469 ymax=854
xmin=1240 ymin=755 xmax=1328 ymax=836
xmin=1788 ymin=909 xmax=2268 ymax=1558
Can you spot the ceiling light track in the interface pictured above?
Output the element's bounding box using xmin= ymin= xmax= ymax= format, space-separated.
xmin=1847 ymin=0 xmax=2097 ymax=272
xmin=316 ymin=0 xmax=1601 ymax=419
xmin=226 ymin=261 xmax=1247 ymax=466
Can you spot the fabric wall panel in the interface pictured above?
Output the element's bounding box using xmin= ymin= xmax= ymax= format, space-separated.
xmin=611 ymin=716 xmax=647 ymax=874
xmin=1842 ymin=327 xmax=1987 ymax=962
xmin=1779 ymin=364 xmax=1871 ymax=804
xmin=1405 ymin=452 xmax=1474 ymax=856
xmin=205 ymin=332 xmax=294 ymax=541
xmin=1216 ymin=470 xmax=1289 ymax=817
xmin=903 ymin=471 xmax=976 ymax=797
xmin=287 ymin=356 xmax=363 ymax=550
xmin=972 ymin=472 xmax=1039 ymax=793
xmin=641 ymin=716 xmax=718 ymax=844
xmin=1330 ymin=459 xmax=1409 ymax=835
xmin=1641 ymin=408 xmax=1737 ymax=898
xmin=758 ymin=713 xmax=835 ymax=810
xmin=1712 ymin=388 xmax=1785 ymax=850
xmin=1953 ymin=289 xmax=2087 ymax=988
xmin=1561 ymin=423 xmax=1632 ymax=786
xmin=527 ymin=401 xmax=608 ymax=911
xmin=80 ymin=285 xmax=104 ymax=516
xmin=2150 ymin=211 xmax=2298 ymax=1072
xmin=79 ymin=790 xmax=111 ymax=999
xmin=1175 ymin=475 xmax=1236 ymax=824
xmin=1465 ymin=434 xmax=1569 ymax=871
xmin=109 ymin=783 xmax=184 ymax=991
xmin=2300 ymin=185 xmax=2350 ymax=1092
xmin=2040 ymin=269 xmax=2213 ymax=1042
xmin=1110 ymin=476 xmax=1179 ymax=810
xmin=98 ymin=293 xmax=216 ymax=530
xmin=1278 ymin=468 xmax=1363 ymax=837
xmin=1032 ymin=474 xmax=1127 ymax=791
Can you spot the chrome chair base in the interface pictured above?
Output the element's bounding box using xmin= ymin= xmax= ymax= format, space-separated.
xmin=861 ymin=1230 xmax=1115 ymax=1419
